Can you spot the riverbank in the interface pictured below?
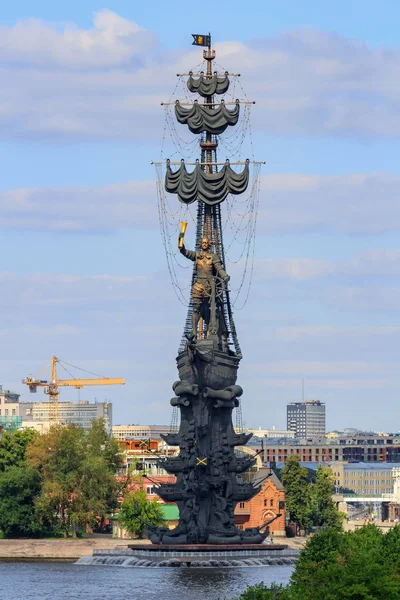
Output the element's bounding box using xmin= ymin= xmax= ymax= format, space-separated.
xmin=0 ymin=534 xmax=305 ymax=561
xmin=0 ymin=536 xmax=147 ymax=561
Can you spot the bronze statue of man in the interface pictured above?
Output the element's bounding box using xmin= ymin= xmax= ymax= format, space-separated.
xmin=180 ymin=236 xmax=230 ymax=339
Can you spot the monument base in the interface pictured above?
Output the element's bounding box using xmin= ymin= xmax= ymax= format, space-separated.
xmin=76 ymin=543 xmax=299 ymax=568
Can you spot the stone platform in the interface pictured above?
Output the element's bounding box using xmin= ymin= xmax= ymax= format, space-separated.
xmin=76 ymin=543 xmax=299 ymax=568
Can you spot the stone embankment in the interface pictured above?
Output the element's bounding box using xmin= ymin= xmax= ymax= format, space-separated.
xmin=0 ymin=536 xmax=148 ymax=561
xmin=0 ymin=535 xmax=305 ymax=562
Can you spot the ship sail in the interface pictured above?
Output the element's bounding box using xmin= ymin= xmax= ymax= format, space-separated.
xmin=175 ymin=100 xmax=239 ymax=135
xmin=187 ymin=72 xmax=229 ymax=97
xmin=165 ymin=159 xmax=249 ymax=205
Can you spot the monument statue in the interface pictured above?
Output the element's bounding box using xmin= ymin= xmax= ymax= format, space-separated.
xmin=150 ymin=33 xmax=267 ymax=545
xmin=180 ymin=235 xmax=230 ymax=340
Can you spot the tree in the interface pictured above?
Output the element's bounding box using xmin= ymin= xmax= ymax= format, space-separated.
xmin=0 ymin=466 xmax=45 ymax=537
xmin=118 ymin=488 xmax=164 ymax=539
xmin=289 ymin=525 xmax=400 ymax=600
xmin=308 ymin=465 xmax=344 ymax=531
xmin=86 ymin=418 xmax=123 ymax=473
xmin=27 ymin=421 xmax=122 ymax=537
xmin=234 ymin=525 xmax=400 ymax=600
xmin=0 ymin=428 xmax=38 ymax=472
xmin=281 ymin=455 xmax=310 ymax=532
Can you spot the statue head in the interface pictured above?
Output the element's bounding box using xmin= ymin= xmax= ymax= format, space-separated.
xmin=199 ymin=236 xmax=211 ymax=251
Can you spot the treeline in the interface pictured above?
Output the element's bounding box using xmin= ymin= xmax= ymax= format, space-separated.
xmin=234 ymin=525 xmax=400 ymax=599
xmin=0 ymin=420 xmax=124 ymax=538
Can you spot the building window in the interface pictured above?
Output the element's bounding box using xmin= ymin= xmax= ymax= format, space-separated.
xmin=270 ymin=499 xmax=274 ymax=507
xmin=239 ymin=502 xmax=245 ymax=509
xmin=264 ymin=499 xmax=267 ymax=507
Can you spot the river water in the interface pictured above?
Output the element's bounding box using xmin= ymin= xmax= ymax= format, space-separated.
xmin=1 ymin=562 xmax=293 ymax=600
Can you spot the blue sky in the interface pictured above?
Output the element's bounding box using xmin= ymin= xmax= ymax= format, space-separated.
xmin=1 ymin=2 xmax=400 ymax=432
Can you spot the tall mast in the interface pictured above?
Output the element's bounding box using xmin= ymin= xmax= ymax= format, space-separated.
xmin=201 ymin=33 xmax=215 ymax=242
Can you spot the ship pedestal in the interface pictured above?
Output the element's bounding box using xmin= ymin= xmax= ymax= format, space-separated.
xmin=147 ymin=339 xmax=270 ymax=546
xmin=76 ymin=543 xmax=296 ymax=568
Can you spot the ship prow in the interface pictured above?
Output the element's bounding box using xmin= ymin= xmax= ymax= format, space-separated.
xmin=177 ymin=338 xmax=240 ymax=389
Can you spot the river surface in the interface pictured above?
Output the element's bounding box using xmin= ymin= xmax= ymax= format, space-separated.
xmin=1 ymin=562 xmax=293 ymax=600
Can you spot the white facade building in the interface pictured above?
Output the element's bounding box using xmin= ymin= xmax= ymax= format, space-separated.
xmin=112 ymin=424 xmax=171 ymax=440
xmin=20 ymin=400 xmax=112 ymax=433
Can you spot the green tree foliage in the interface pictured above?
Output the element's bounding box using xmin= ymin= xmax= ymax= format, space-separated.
xmin=86 ymin=418 xmax=123 ymax=473
xmin=290 ymin=525 xmax=400 ymax=600
xmin=232 ymin=582 xmax=290 ymax=600
xmin=235 ymin=526 xmax=400 ymax=600
xmin=0 ymin=428 xmax=38 ymax=472
xmin=281 ymin=456 xmax=311 ymax=531
xmin=0 ymin=466 xmax=44 ymax=537
xmin=26 ymin=420 xmax=122 ymax=537
xmin=308 ymin=465 xmax=345 ymax=531
xmin=281 ymin=458 xmax=343 ymax=534
xmin=118 ymin=488 xmax=164 ymax=539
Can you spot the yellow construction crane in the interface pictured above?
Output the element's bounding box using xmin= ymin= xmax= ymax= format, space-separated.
xmin=22 ymin=355 xmax=125 ymax=423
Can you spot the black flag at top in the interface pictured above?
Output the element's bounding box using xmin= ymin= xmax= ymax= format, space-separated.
xmin=192 ymin=34 xmax=211 ymax=47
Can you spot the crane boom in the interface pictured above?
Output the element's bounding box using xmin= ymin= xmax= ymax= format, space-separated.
xmin=22 ymin=356 xmax=125 ymax=423
xmin=57 ymin=378 xmax=125 ymax=388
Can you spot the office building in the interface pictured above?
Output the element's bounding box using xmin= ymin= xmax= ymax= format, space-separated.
xmin=20 ymin=400 xmax=112 ymax=433
xmin=248 ymin=427 xmax=295 ymax=439
xmin=331 ymin=462 xmax=397 ymax=495
xmin=287 ymin=400 xmax=326 ymax=439
xmin=0 ymin=386 xmax=22 ymax=432
xmin=263 ymin=433 xmax=400 ymax=464
xmin=112 ymin=424 xmax=171 ymax=440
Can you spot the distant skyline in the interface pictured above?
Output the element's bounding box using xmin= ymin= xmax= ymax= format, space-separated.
xmin=1 ymin=3 xmax=400 ymax=431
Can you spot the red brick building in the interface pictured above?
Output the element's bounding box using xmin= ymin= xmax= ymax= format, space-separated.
xmin=235 ymin=468 xmax=286 ymax=536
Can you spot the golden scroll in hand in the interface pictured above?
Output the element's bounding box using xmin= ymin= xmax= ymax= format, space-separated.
xmin=178 ymin=221 xmax=188 ymax=249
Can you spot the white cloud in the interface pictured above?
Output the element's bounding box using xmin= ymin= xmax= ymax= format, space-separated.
xmin=251 ymin=249 xmax=400 ymax=282
xmin=245 ymin=360 xmax=400 ymax=378
xmin=0 ymin=11 xmax=155 ymax=68
xmin=0 ymin=180 xmax=156 ymax=231
xmin=321 ymin=285 xmax=400 ymax=311
xmin=3 ymin=172 xmax=400 ymax=235
xmin=258 ymin=173 xmax=400 ymax=234
xmin=0 ymin=16 xmax=400 ymax=139
xmin=0 ymin=271 xmax=147 ymax=307
xmin=253 ymin=258 xmax=331 ymax=281
xmin=275 ymin=325 xmax=400 ymax=342
xmin=344 ymin=250 xmax=400 ymax=275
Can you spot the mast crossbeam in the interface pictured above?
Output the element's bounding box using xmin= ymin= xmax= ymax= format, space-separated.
xmin=152 ymin=161 xmax=265 ymax=165
xmin=177 ymin=73 xmax=241 ymax=77
xmin=161 ymin=101 xmax=254 ymax=106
